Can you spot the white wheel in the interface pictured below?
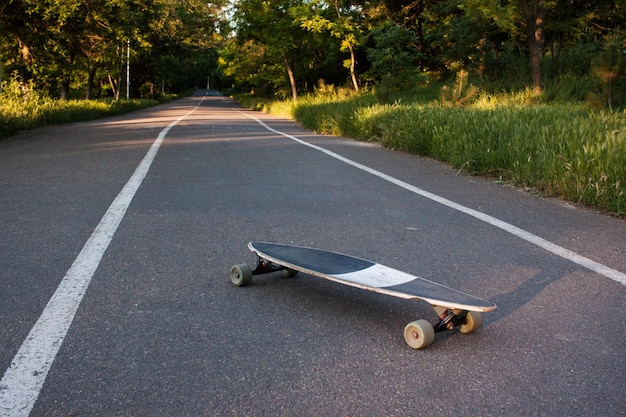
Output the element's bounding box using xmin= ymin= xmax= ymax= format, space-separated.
xmin=230 ymin=264 xmax=252 ymax=287
xmin=403 ymin=319 xmax=435 ymax=349
xmin=460 ymin=311 xmax=482 ymax=334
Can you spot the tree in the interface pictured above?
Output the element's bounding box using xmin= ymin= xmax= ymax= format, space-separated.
xmin=464 ymin=0 xmax=545 ymax=92
xmin=517 ymin=0 xmax=545 ymax=93
xmin=298 ymin=0 xmax=365 ymax=91
xmin=366 ymin=22 xmax=424 ymax=89
xmin=219 ymin=38 xmax=282 ymax=96
xmin=0 ymin=0 xmax=223 ymax=99
xmin=0 ymin=0 xmax=85 ymax=98
xmin=233 ymin=0 xmax=312 ymax=100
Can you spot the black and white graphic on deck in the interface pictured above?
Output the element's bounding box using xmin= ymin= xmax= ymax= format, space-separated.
xmin=251 ymin=241 xmax=414 ymax=286
xmin=247 ymin=242 xmax=496 ymax=312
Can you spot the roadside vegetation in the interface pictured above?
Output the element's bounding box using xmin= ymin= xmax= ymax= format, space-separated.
xmin=236 ymin=83 xmax=625 ymax=218
xmin=227 ymin=1 xmax=625 ymax=216
xmin=0 ymin=78 xmax=183 ymax=137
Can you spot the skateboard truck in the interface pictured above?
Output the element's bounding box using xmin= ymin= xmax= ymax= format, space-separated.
xmin=433 ymin=309 xmax=469 ymax=332
xmin=252 ymin=257 xmax=285 ymax=276
xmin=230 ymin=255 xmax=298 ymax=287
xmin=431 ymin=306 xmax=483 ymax=334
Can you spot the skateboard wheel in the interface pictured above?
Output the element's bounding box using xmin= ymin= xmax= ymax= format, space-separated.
xmin=230 ymin=264 xmax=252 ymax=287
xmin=460 ymin=311 xmax=482 ymax=334
xmin=403 ymin=319 xmax=435 ymax=349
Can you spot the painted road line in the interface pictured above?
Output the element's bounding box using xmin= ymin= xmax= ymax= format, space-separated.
xmin=241 ymin=111 xmax=626 ymax=286
xmin=0 ymin=95 xmax=207 ymax=417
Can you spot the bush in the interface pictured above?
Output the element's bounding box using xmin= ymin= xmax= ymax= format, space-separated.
xmin=244 ymin=89 xmax=625 ymax=217
xmin=0 ymin=76 xmax=159 ymax=138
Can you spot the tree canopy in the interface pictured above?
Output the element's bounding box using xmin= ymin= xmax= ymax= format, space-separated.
xmin=1 ymin=0 xmax=624 ymax=102
xmin=0 ymin=0 xmax=226 ymax=99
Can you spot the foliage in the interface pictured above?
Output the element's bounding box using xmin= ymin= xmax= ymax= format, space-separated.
xmin=3 ymin=0 xmax=625 ymax=104
xmin=365 ymin=23 xmax=426 ymax=91
xmin=0 ymin=76 xmax=160 ymax=137
xmin=590 ymin=37 xmax=625 ymax=110
xmin=297 ymin=0 xmax=365 ymax=91
xmin=221 ymin=0 xmax=626 ymax=103
xmin=250 ymin=89 xmax=625 ymax=216
xmin=0 ymin=0 xmax=225 ymax=99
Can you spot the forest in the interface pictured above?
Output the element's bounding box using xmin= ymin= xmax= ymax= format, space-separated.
xmin=0 ymin=0 xmax=223 ymax=99
xmin=0 ymin=0 xmax=624 ymax=104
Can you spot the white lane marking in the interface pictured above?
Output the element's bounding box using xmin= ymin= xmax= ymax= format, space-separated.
xmin=0 ymin=96 xmax=207 ymax=417
xmin=241 ymin=111 xmax=626 ymax=286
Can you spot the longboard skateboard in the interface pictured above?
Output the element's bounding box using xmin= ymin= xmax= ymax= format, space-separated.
xmin=230 ymin=242 xmax=497 ymax=349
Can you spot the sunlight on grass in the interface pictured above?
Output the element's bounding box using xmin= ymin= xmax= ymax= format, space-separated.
xmin=237 ymin=89 xmax=625 ymax=217
xmin=0 ymin=78 xmax=161 ymax=137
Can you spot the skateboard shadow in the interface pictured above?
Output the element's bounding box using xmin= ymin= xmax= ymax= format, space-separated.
xmin=484 ymin=263 xmax=579 ymax=326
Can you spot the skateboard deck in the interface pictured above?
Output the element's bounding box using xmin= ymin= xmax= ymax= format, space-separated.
xmin=230 ymin=241 xmax=497 ymax=349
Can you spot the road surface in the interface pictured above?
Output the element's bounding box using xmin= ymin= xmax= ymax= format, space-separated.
xmin=1 ymin=91 xmax=624 ymax=416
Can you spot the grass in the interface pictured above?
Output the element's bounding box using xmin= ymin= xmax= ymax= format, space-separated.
xmin=0 ymin=78 xmax=180 ymax=138
xmin=239 ymin=89 xmax=626 ymax=217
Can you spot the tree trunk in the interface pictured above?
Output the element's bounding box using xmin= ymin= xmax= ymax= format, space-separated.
xmin=284 ymin=54 xmax=297 ymax=102
xmin=348 ymin=44 xmax=359 ymax=92
xmin=518 ymin=0 xmax=545 ymax=94
xmin=334 ymin=0 xmax=359 ymax=92
xmin=59 ymin=79 xmax=70 ymax=101
xmin=108 ymin=71 xmax=119 ymax=100
xmin=86 ymin=66 xmax=97 ymax=99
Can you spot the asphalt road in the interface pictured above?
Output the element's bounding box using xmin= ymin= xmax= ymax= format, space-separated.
xmin=1 ymin=91 xmax=625 ymax=416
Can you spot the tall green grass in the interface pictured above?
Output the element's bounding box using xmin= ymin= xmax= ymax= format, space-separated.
xmin=0 ymin=78 xmax=160 ymax=138
xmin=253 ymin=91 xmax=625 ymax=217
